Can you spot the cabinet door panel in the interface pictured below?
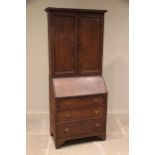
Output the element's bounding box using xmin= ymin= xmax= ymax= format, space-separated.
xmin=50 ymin=13 xmax=78 ymax=77
xmin=79 ymin=14 xmax=103 ymax=75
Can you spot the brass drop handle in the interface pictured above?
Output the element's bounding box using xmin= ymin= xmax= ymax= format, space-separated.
xmin=94 ymin=123 xmax=100 ymax=127
xmin=64 ymin=128 xmax=69 ymax=132
xmin=65 ymin=113 xmax=70 ymax=118
xmin=94 ymin=110 xmax=99 ymax=115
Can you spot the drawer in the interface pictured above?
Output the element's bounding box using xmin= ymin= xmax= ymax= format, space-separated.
xmin=57 ymin=95 xmax=107 ymax=110
xmin=56 ymin=106 xmax=107 ymax=122
xmin=56 ymin=118 xmax=106 ymax=138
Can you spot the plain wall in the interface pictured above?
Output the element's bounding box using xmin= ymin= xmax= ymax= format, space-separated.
xmin=27 ymin=0 xmax=129 ymax=113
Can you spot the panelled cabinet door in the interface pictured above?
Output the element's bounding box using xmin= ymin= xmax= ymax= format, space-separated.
xmin=49 ymin=12 xmax=78 ymax=77
xmin=78 ymin=14 xmax=103 ymax=76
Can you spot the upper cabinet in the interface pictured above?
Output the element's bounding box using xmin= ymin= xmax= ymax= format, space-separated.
xmin=45 ymin=8 xmax=107 ymax=77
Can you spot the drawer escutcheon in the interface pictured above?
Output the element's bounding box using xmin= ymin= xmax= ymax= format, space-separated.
xmin=65 ymin=113 xmax=71 ymax=118
xmin=94 ymin=110 xmax=99 ymax=115
xmin=64 ymin=128 xmax=70 ymax=132
xmin=94 ymin=123 xmax=100 ymax=127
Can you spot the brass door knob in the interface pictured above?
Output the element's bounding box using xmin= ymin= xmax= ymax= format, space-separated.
xmin=94 ymin=123 xmax=100 ymax=127
xmin=65 ymin=113 xmax=70 ymax=118
xmin=94 ymin=110 xmax=99 ymax=115
xmin=64 ymin=128 xmax=69 ymax=132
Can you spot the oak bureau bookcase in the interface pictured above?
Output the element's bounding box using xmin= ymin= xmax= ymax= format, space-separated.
xmin=45 ymin=7 xmax=108 ymax=148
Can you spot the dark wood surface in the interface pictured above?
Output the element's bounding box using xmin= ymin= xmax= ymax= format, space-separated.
xmin=49 ymin=12 xmax=78 ymax=77
xmin=45 ymin=8 xmax=108 ymax=149
xmin=56 ymin=118 xmax=106 ymax=138
xmin=53 ymin=76 xmax=107 ymax=98
xmin=78 ymin=14 xmax=103 ymax=75
xmin=56 ymin=106 xmax=107 ymax=122
xmin=45 ymin=7 xmax=107 ymax=14
xmin=56 ymin=94 xmax=107 ymax=110
xmin=52 ymin=78 xmax=108 ymax=148
xmin=46 ymin=8 xmax=106 ymax=77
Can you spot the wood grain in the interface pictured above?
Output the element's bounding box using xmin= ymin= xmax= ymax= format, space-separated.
xmin=56 ymin=118 xmax=106 ymax=138
xmin=79 ymin=14 xmax=103 ymax=75
xmin=45 ymin=8 xmax=108 ymax=149
xmin=56 ymin=106 xmax=107 ymax=122
xmin=53 ymin=76 xmax=107 ymax=98
xmin=46 ymin=8 xmax=106 ymax=77
xmin=56 ymin=95 xmax=107 ymax=110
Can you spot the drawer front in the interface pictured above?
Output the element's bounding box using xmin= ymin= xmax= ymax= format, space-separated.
xmin=56 ymin=118 xmax=106 ymax=138
xmin=57 ymin=95 xmax=107 ymax=110
xmin=56 ymin=106 xmax=107 ymax=122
